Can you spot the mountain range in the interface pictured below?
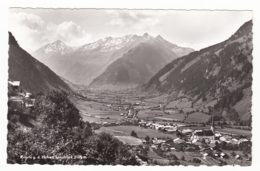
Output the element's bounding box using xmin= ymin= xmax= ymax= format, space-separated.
xmin=9 ymin=19 xmax=253 ymax=125
xmin=8 ymin=32 xmax=71 ymax=94
xmin=32 ymin=33 xmax=194 ymax=86
xmin=143 ymin=20 xmax=253 ymax=124
xmin=89 ymin=34 xmax=181 ymax=90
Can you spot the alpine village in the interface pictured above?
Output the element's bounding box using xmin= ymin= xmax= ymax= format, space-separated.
xmin=7 ymin=19 xmax=252 ymax=166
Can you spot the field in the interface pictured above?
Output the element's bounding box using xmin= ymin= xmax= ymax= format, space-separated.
xmin=164 ymin=110 xmax=179 ymax=114
xmin=147 ymin=151 xmax=170 ymax=165
xmin=95 ymin=126 xmax=178 ymax=139
xmin=216 ymin=128 xmax=252 ymax=137
xmin=182 ymin=108 xmax=196 ymax=113
xmin=74 ymin=99 xmax=111 ymax=113
xmin=82 ymin=115 xmax=104 ymax=123
xmin=73 ymin=98 xmax=128 ymax=123
xmin=137 ymin=110 xmax=165 ymax=119
xmin=137 ymin=109 xmax=185 ymax=121
xmin=149 ymin=150 xmax=202 ymax=166
xmin=144 ymin=95 xmax=169 ymax=104
xmin=185 ymin=112 xmax=211 ymax=123
xmin=134 ymin=106 xmax=152 ymax=110
xmin=73 ymin=92 xmax=251 ymax=139
xmin=166 ymin=98 xmax=192 ymax=108
xmin=166 ymin=151 xmax=194 ymax=161
xmin=114 ymin=136 xmax=143 ymax=145
xmin=155 ymin=114 xmax=185 ymax=120
xmin=204 ymin=99 xmax=218 ymax=108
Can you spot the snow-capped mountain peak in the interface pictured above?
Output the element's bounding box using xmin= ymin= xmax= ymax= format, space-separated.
xmin=81 ymin=34 xmax=138 ymax=52
xmin=33 ymin=40 xmax=75 ymax=56
xmin=155 ymin=35 xmax=164 ymax=41
xmin=142 ymin=33 xmax=154 ymax=40
xmin=43 ymin=40 xmax=67 ymax=53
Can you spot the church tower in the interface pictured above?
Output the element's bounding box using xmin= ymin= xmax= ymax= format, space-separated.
xmin=211 ymin=116 xmax=215 ymax=140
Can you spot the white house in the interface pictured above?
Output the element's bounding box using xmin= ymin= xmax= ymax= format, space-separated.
xmin=220 ymin=135 xmax=232 ymax=142
xmin=203 ymin=153 xmax=208 ymax=159
xmin=25 ymin=92 xmax=32 ymax=98
xmin=8 ymin=81 xmax=20 ymax=87
xmin=182 ymin=128 xmax=194 ymax=134
xmin=173 ymin=138 xmax=185 ymax=144
xmin=190 ymin=129 xmax=215 ymax=142
xmin=238 ymin=138 xmax=249 ymax=144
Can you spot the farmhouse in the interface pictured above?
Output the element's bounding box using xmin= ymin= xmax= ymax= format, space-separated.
xmin=25 ymin=92 xmax=32 ymax=98
xmin=182 ymin=128 xmax=194 ymax=134
xmin=134 ymin=102 xmax=140 ymax=106
xmin=173 ymin=138 xmax=185 ymax=144
xmin=220 ymin=152 xmax=228 ymax=159
xmin=128 ymin=108 xmax=135 ymax=116
xmin=214 ymin=133 xmax=222 ymax=140
xmin=24 ymin=99 xmax=35 ymax=107
xmin=8 ymin=81 xmax=20 ymax=90
xmin=230 ymin=138 xmax=240 ymax=145
xmin=219 ymin=135 xmax=232 ymax=142
xmin=238 ymin=138 xmax=249 ymax=144
xmin=166 ymin=127 xmax=178 ymax=133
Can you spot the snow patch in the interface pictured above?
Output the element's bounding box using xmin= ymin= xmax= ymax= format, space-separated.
xmin=83 ymin=34 xmax=136 ymax=52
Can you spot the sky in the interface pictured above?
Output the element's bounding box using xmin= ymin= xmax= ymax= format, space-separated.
xmin=8 ymin=9 xmax=252 ymax=53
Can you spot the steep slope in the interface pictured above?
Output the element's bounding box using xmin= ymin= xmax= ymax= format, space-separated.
xmin=89 ymin=34 xmax=180 ymax=90
xmin=8 ymin=32 xmax=71 ymax=94
xmin=143 ymin=20 xmax=253 ymax=124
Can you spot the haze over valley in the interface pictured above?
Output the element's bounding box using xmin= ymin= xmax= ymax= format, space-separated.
xmin=32 ymin=33 xmax=194 ymax=87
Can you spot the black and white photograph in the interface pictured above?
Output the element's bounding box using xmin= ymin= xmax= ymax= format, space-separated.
xmin=4 ymin=2 xmax=257 ymax=167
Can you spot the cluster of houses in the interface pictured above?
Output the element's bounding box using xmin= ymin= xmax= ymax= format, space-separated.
xmin=96 ymin=108 xmax=139 ymax=126
xmin=105 ymin=102 xmax=144 ymax=112
xmin=85 ymin=94 xmax=252 ymax=165
xmin=8 ymin=80 xmax=36 ymax=109
xmin=138 ymin=120 xmax=184 ymax=132
xmin=106 ymin=104 xmax=127 ymax=111
xmin=135 ymin=117 xmax=251 ymax=162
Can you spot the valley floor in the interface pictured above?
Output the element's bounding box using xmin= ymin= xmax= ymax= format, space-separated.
xmin=70 ymin=89 xmax=252 ymax=166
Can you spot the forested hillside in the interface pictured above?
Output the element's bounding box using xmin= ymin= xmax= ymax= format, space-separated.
xmin=143 ymin=20 xmax=253 ymax=125
xmin=8 ymin=32 xmax=71 ymax=94
xmin=7 ymin=91 xmax=139 ymax=165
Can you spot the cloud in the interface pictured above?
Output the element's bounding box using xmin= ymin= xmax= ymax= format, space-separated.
xmin=55 ymin=21 xmax=91 ymax=46
xmin=10 ymin=13 xmax=45 ymax=30
xmin=106 ymin=10 xmax=160 ymax=31
xmin=9 ymin=13 xmax=91 ymax=52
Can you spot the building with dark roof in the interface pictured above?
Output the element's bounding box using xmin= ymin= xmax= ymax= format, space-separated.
xmin=191 ymin=117 xmax=216 ymax=142
xmin=191 ymin=129 xmax=215 ymax=142
xmin=8 ymin=80 xmax=20 ymax=91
